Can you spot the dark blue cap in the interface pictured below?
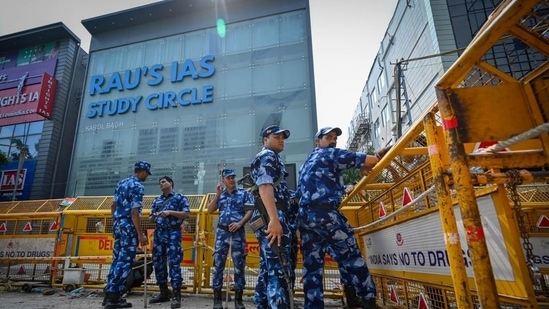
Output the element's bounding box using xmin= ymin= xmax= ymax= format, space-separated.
xmin=261 ymin=125 xmax=290 ymax=139
xmin=222 ymin=169 xmax=236 ymax=178
xmin=135 ymin=160 xmax=152 ymax=175
xmin=315 ymin=127 xmax=342 ymax=139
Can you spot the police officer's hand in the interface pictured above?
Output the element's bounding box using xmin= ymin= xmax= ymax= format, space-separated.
xmin=158 ymin=210 xmax=170 ymax=217
xmin=228 ymin=222 xmax=242 ymax=233
xmin=266 ymin=220 xmax=283 ymax=247
xmin=215 ymin=183 xmax=223 ymax=196
xmin=138 ymin=233 xmax=148 ymax=246
xmin=376 ymin=145 xmax=393 ymax=160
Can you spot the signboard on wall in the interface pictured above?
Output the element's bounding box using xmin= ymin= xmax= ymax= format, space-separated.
xmin=0 ymin=160 xmax=37 ymax=200
xmin=363 ymin=195 xmax=515 ymax=281
xmin=0 ymin=237 xmax=55 ymax=258
xmin=0 ymin=59 xmax=56 ymax=91
xmin=0 ymin=72 xmax=57 ymax=125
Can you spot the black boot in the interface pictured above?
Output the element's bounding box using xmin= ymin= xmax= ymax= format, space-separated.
xmin=149 ymin=284 xmax=171 ymax=304
xmin=344 ymin=285 xmax=363 ymax=308
xmin=362 ymin=298 xmax=379 ymax=309
xmin=104 ymin=291 xmax=133 ymax=309
xmin=213 ymin=289 xmax=223 ymax=309
xmin=234 ymin=290 xmax=245 ymax=309
xmin=171 ymin=287 xmax=181 ymax=309
xmin=116 ymin=293 xmax=132 ymax=308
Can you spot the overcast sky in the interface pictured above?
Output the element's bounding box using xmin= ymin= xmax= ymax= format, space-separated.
xmin=0 ymin=0 xmax=398 ymax=145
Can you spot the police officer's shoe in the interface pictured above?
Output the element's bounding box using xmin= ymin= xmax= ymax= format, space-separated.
xmin=343 ymin=285 xmax=363 ymax=308
xmin=102 ymin=290 xmax=133 ymax=308
xmin=104 ymin=292 xmax=133 ymax=309
xmin=234 ymin=290 xmax=245 ymax=309
xmin=171 ymin=287 xmax=181 ymax=309
xmin=149 ymin=284 xmax=171 ymax=304
xmin=362 ymin=298 xmax=380 ymax=309
xmin=213 ymin=289 xmax=223 ymax=309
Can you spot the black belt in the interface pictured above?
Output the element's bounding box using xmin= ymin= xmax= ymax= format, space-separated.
xmin=303 ymin=203 xmax=337 ymax=210
xmin=115 ymin=216 xmax=131 ymax=221
xmin=156 ymin=224 xmax=181 ymax=230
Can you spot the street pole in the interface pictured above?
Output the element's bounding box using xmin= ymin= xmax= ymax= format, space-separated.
xmin=12 ymin=146 xmax=26 ymax=201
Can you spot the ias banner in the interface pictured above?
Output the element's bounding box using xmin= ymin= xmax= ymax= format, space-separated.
xmin=0 ymin=160 xmax=36 ymax=200
xmin=0 ymin=72 xmax=58 ymax=125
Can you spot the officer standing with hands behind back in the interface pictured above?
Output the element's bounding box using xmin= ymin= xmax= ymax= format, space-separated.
xmin=207 ymin=169 xmax=254 ymax=309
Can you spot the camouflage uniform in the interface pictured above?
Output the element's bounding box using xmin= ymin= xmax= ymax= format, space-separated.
xmin=212 ymin=187 xmax=254 ymax=290
xmin=150 ymin=191 xmax=190 ymax=289
xmin=251 ymin=147 xmax=294 ymax=309
xmin=297 ymin=146 xmax=377 ymax=309
xmin=105 ymin=175 xmax=145 ymax=294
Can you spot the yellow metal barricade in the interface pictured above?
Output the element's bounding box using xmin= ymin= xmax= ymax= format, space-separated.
xmin=0 ymin=199 xmax=64 ymax=287
xmin=342 ymin=0 xmax=549 ymax=308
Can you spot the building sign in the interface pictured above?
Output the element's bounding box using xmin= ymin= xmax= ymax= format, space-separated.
xmin=0 ymin=160 xmax=36 ymax=200
xmin=85 ymin=55 xmax=215 ymax=118
xmin=0 ymin=60 xmax=56 ymax=91
xmin=37 ymin=73 xmax=57 ymax=119
xmin=0 ymin=72 xmax=57 ymax=125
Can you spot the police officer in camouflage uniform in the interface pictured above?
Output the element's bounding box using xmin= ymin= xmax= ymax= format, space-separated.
xmin=149 ymin=176 xmax=190 ymax=309
xmin=104 ymin=161 xmax=151 ymax=309
xmin=207 ymin=169 xmax=254 ymax=309
xmin=250 ymin=125 xmax=294 ymax=309
xmin=297 ymin=127 xmax=380 ymax=309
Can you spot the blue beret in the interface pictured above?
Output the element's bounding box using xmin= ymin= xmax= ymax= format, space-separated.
xmin=135 ymin=160 xmax=152 ymax=175
xmin=261 ymin=125 xmax=290 ymax=139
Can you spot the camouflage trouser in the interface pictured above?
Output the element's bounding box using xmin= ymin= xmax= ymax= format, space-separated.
xmin=252 ymin=209 xmax=293 ymax=309
xmin=298 ymin=208 xmax=376 ymax=309
xmin=212 ymin=228 xmax=247 ymax=290
xmin=152 ymin=229 xmax=183 ymax=288
xmin=105 ymin=218 xmax=138 ymax=293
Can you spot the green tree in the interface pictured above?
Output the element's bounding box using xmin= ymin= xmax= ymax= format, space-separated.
xmin=343 ymin=168 xmax=362 ymax=186
xmin=0 ymin=150 xmax=9 ymax=166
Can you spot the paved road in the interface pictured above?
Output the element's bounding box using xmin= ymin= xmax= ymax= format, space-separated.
xmin=0 ymin=288 xmax=352 ymax=308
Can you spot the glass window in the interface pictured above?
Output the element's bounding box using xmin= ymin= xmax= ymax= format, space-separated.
xmin=0 ymin=125 xmax=13 ymax=138
xmin=253 ymin=16 xmax=279 ymax=48
xmin=25 ymin=135 xmax=41 ymax=159
xmin=28 ymin=121 xmax=44 ymax=134
xmin=377 ymin=72 xmax=385 ymax=93
xmin=381 ymin=105 xmax=388 ymax=127
xmin=374 ymin=119 xmax=380 ymax=138
xmin=13 ymin=123 xmax=27 ymax=136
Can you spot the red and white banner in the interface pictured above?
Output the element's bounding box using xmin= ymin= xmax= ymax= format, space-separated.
xmin=0 ymin=72 xmax=57 ymax=125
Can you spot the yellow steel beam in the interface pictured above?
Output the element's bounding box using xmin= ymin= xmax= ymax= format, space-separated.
xmin=468 ymin=150 xmax=547 ymax=169
xmin=472 ymin=170 xmax=549 ymax=184
xmin=476 ymin=61 xmax=518 ymax=83
xmin=424 ymin=112 xmax=473 ymax=308
xmin=401 ymin=147 xmax=429 ymax=156
xmin=509 ymin=25 xmax=549 ymax=56
xmin=363 ymin=183 xmax=395 ymax=190
xmin=492 ymin=184 xmax=539 ymax=305
xmin=437 ymin=90 xmax=501 ymax=308
xmin=521 ymin=80 xmax=549 ymax=165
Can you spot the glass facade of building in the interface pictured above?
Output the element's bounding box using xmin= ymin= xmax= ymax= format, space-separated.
xmin=68 ymin=8 xmax=317 ymax=196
